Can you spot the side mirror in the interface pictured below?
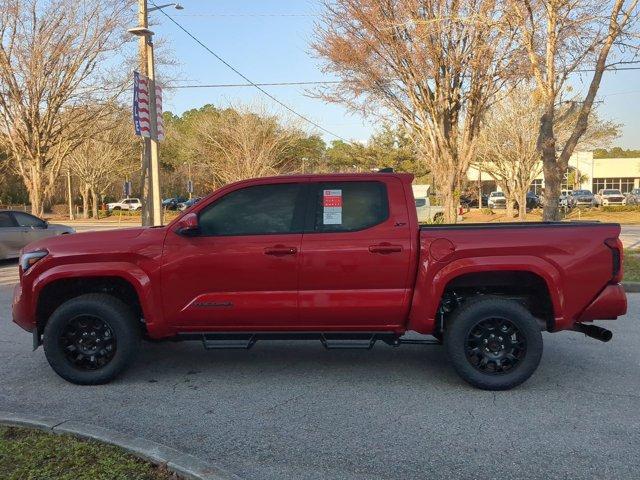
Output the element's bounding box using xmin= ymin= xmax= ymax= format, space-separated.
xmin=175 ymin=212 xmax=199 ymax=236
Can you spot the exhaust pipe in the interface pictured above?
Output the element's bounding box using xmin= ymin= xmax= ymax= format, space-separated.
xmin=573 ymin=323 xmax=613 ymax=342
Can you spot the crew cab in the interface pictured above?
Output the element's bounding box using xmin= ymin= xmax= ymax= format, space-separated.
xmin=12 ymin=173 xmax=627 ymax=390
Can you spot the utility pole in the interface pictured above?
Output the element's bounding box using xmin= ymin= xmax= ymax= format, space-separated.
xmin=146 ymin=30 xmax=162 ymax=225
xmin=131 ymin=1 xmax=182 ymax=226
xmin=134 ymin=0 xmax=162 ymax=226
xmin=136 ymin=0 xmax=154 ymax=226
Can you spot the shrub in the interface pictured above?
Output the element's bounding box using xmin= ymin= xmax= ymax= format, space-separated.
xmin=50 ymin=204 xmax=71 ymax=215
xmin=602 ymin=205 xmax=640 ymax=212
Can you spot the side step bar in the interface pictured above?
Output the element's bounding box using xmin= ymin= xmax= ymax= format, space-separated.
xmin=175 ymin=332 xmax=442 ymax=350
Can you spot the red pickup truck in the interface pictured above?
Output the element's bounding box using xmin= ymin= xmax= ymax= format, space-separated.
xmin=12 ymin=173 xmax=627 ymax=390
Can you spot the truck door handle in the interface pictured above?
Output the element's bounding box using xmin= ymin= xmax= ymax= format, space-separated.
xmin=369 ymin=244 xmax=402 ymax=254
xmin=264 ymin=246 xmax=297 ymax=256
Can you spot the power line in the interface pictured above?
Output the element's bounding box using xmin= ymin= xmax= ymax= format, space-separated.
xmin=150 ymin=2 xmax=350 ymax=142
xmin=165 ymin=80 xmax=346 ymax=89
xmin=176 ymin=13 xmax=316 ymax=18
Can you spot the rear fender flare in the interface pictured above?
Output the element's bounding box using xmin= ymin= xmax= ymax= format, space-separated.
xmin=408 ymin=255 xmax=563 ymax=333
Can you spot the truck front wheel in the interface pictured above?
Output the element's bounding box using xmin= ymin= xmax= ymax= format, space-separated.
xmin=43 ymin=294 xmax=140 ymax=385
xmin=444 ymin=297 xmax=543 ymax=390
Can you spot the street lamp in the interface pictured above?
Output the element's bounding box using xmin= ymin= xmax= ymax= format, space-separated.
xmin=129 ymin=0 xmax=183 ymax=226
xmin=149 ymin=2 xmax=183 ymax=11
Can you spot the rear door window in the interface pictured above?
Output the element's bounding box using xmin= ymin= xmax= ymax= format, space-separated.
xmin=308 ymin=181 xmax=388 ymax=233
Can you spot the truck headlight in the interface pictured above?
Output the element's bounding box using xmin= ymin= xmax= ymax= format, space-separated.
xmin=20 ymin=250 xmax=48 ymax=272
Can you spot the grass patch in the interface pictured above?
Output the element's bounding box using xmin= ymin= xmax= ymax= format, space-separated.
xmin=0 ymin=426 xmax=178 ymax=480
xmin=625 ymin=250 xmax=640 ymax=283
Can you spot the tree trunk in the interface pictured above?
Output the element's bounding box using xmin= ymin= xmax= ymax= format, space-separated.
xmin=505 ymin=196 xmax=514 ymax=219
xmin=542 ymin=158 xmax=562 ymax=221
xmin=518 ymin=192 xmax=527 ymax=221
xmin=81 ymin=185 xmax=90 ymax=219
xmin=28 ymin=174 xmax=44 ymax=217
xmin=539 ymin=107 xmax=561 ymax=221
xmin=91 ymin=189 xmax=99 ymax=219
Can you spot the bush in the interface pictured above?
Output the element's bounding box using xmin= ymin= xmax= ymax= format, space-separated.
xmin=602 ymin=205 xmax=640 ymax=212
xmin=50 ymin=204 xmax=71 ymax=215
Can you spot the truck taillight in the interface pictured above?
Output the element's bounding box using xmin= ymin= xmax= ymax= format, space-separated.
xmin=604 ymin=238 xmax=623 ymax=283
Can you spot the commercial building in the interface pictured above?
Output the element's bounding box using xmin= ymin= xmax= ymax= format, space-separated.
xmin=467 ymin=151 xmax=640 ymax=194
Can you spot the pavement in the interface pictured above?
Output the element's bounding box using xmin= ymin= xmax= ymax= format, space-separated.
xmin=0 ymin=260 xmax=639 ymax=479
xmin=620 ymin=225 xmax=640 ymax=250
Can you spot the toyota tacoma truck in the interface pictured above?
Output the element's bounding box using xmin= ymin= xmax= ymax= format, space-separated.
xmin=12 ymin=173 xmax=627 ymax=390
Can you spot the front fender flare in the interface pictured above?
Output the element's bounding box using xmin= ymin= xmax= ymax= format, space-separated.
xmin=31 ymin=262 xmax=163 ymax=334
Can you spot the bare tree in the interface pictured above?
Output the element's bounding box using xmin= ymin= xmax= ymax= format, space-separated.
xmin=68 ymin=109 xmax=138 ymax=218
xmin=188 ymin=106 xmax=306 ymax=188
xmin=478 ymin=86 xmax=620 ymax=220
xmin=508 ymin=0 xmax=639 ymax=220
xmin=313 ymin=0 xmax=520 ymax=221
xmin=0 ymin=0 xmax=133 ymax=216
xmin=477 ymin=88 xmax=543 ymax=220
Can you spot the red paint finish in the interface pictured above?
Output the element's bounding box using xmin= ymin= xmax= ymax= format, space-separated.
xmin=12 ymin=173 xmax=627 ymax=341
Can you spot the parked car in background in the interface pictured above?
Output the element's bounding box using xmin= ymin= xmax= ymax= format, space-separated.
xmin=487 ymin=191 xmax=507 ymax=209
xmin=570 ymin=189 xmax=595 ymax=207
xmin=162 ymin=198 xmax=186 ymax=211
xmin=625 ymin=188 xmax=640 ymax=205
xmin=594 ymin=189 xmax=626 ymax=207
xmin=515 ymin=191 xmax=540 ymax=211
xmin=177 ymin=197 xmax=202 ymax=211
xmin=460 ymin=193 xmax=489 ymax=209
xmin=106 ymin=198 xmax=142 ymax=211
xmin=0 ymin=211 xmax=74 ymax=260
xmin=414 ymin=197 xmax=445 ymax=223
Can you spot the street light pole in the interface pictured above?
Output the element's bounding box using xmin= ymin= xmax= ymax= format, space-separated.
xmin=146 ymin=33 xmax=162 ymax=226
xmin=132 ymin=0 xmax=183 ymax=226
xmin=136 ymin=0 xmax=154 ymax=226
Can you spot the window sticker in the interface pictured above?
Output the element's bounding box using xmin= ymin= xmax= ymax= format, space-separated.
xmin=323 ymin=189 xmax=342 ymax=224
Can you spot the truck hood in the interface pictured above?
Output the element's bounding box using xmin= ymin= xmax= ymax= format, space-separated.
xmin=22 ymin=227 xmax=148 ymax=256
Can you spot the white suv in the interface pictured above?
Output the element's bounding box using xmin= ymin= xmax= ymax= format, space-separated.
xmin=594 ymin=189 xmax=626 ymax=206
xmin=107 ymin=198 xmax=142 ymax=211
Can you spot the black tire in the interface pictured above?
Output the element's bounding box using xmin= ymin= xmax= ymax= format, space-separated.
xmin=444 ymin=297 xmax=543 ymax=390
xmin=43 ymin=294 xmax=140 ymax=385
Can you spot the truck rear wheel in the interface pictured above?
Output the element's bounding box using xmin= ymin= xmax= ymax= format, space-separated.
xmin=43 ymin=294 xmax=140 ymax=385
xmin=444 ymin=297 xmax=543 ymax=390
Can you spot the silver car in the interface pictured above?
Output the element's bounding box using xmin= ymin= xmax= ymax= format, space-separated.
xmin=0 ymin=211 xmax=75 ymax=260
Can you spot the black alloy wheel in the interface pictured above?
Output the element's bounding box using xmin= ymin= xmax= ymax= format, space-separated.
xmin=445 ymin=297 xmax=543 ymax=390
xmin=60 ymin=315 xmax=116 ymax=370
xmin=464 ymin=317 xmax=526 ymax=374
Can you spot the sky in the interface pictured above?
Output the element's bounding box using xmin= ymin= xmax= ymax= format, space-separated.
xmin=146 ymin=0 xmax=640 ymax=149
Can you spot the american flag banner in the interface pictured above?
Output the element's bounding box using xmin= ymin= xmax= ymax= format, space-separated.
xmin=133 ymin=71 xmax=164 ymax=141
xmin=155 ymin=84 xmax=164 ymax=141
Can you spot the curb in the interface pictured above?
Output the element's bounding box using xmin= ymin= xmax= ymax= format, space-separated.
xmin=623 ymin=282 xmax=640 ymax=293
xmin=0 ymin=411 xmax=241 ymax=480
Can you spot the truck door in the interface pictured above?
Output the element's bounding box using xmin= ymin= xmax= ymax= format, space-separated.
xmin=298 ymin=178 xmax=413 ymax=329
xmin=161 ymin=181 xmax=308 ymax=330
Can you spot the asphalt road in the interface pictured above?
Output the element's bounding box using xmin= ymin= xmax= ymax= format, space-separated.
xmin=0 ymin=260 xmax=638 ymax=479
xmin=620 ymin=225 xmax=640 ymax=249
